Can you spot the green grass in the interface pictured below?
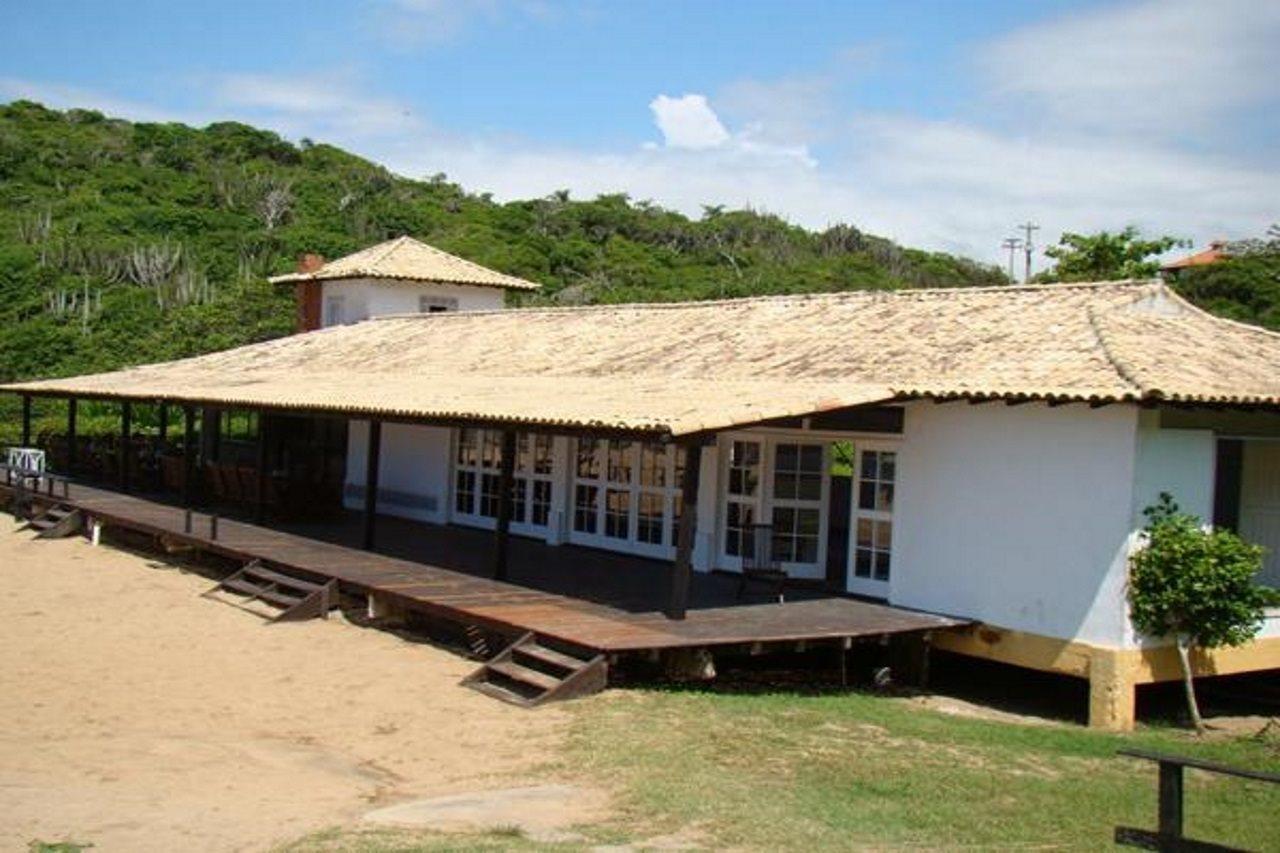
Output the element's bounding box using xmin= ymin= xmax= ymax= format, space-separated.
xmin=284 ymin=685 xmax=1280 ymax=851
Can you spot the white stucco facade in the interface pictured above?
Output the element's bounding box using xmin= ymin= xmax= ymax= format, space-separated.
xmin=320 ymin=278 xmax=504 ymax=327
xmin=339 ymin=389 xmax=1280 ymax=651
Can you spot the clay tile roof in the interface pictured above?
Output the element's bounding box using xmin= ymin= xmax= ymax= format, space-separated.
xmin=7 ymin=280 xmax=1280 ymax=435
xmin=268 ymin=235 xmax=540 ymax=291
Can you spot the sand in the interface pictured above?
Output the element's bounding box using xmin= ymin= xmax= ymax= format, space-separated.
xmin=0 ymin=517 xmax=578 ymax=852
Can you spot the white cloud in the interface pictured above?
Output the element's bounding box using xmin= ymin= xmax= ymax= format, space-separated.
xmin=212 ymin=72 xmax=423 ymax=139
xmin=979 ymin=0 xmax=1280 ymax=135
xmin=649 ymin=94 xmax=730 ymax=150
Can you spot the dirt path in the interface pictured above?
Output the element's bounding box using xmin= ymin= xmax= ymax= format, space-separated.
xmin=0 ymin=518 xmax=573 ymax=852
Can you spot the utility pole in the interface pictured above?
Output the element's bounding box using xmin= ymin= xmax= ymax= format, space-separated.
xmin=1017 ymin=221 xmax=1040 ymax=283
xmin=1001 ymin=237 xmax=1023 ymax=283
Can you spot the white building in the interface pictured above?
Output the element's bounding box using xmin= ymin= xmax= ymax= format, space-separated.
xmin=11 ymin=249 xmax=1280 ymax=729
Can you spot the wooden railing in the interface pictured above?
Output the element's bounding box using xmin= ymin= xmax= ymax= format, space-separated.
xmin=1116 ymin=748 xmax=1280 ymax=852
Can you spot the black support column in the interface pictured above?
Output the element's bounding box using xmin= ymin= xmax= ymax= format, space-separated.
xmin=362 ymin=419 xmax=382 ymax=551
xmin=119 ymin=400 xmax=132 ymax=492
xmin=20 ymin=394 xmax=31 ymax=446
xmin=182 ymin=405 xmax=196 ymax=508
xmin=492 ymin=429 xmax=518 ymax=581
xmin=666 ymin=441 xmax=703 ymax=620
xmin=66 ymin=397 xmax=78 ymax=474
xmin=254 ymin=412 xmax=269 ymax=524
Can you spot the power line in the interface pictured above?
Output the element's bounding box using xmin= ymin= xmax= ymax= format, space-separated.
xmin=1017 ymin=221 xmax=1040 ymax=283
xmin=1001 ymin=237 xmax=1023 ymax=283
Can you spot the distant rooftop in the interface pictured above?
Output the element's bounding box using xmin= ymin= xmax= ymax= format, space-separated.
xmin=269 ymin=235 xmax=541 ymax=291
xmin=1161 ymin=240 xmax=1228 ymax=272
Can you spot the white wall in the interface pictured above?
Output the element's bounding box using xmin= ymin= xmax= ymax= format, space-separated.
xmin=892 ymin=402 xmax=1140 ymax=647
xmin=344 ymin=421 xmax=452 ymax=523
xmin=1131 ymin=413 xmax=1215 ymax=523
xmin=322 ymin=278 xmax=504 ymax=326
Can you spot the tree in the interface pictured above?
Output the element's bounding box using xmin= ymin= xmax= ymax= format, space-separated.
xmin=1127 ymin=494 xmax=1272 ymax=732
xmin=1039 ymin=226 xmax=1187 ymax=282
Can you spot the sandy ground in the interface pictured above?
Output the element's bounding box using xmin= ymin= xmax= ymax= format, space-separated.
xmin=0 ymin=517 xmax=577 ymax=852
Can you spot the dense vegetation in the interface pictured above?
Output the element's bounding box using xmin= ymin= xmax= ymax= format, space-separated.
xmin=0 ymin=100 xmax=1008 ymax=389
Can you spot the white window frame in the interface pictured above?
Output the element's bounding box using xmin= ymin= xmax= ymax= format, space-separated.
xmin=846 ymin=441 xmax=898 ymax=598
xmin=449 ymin=428 xmax=558 ymax=538
xmin=568 ymin=438 xmax=684 ymax=559
xmin=715 ymin=432 xmax=830 ymax=580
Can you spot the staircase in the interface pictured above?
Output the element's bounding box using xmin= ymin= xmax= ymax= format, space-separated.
xmin=23 ymin=503 xmax=84 ymax=539
xmin=206 ymin=559 xmax=338 ymax=622
xmin=462 ymin=631 xmax=607 ymax=708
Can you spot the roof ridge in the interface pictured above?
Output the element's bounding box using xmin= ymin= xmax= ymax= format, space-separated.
xmin=1085 ymin=301 xmax=1148 ymax=397
xmin=370 ymin=278 xmax=1165 ymax=322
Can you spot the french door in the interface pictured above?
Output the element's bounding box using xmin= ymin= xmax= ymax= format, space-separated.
xmin=451 ymin=429 xmax=555 ymax=537
xmin=718 ymin=436 xmax=829 ymax=579
xmin=569 ymin=438 xmax=685 ymax=558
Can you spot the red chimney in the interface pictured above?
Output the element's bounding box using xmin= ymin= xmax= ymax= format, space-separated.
xmin=294 ymin=253 xmax=325 ymax=333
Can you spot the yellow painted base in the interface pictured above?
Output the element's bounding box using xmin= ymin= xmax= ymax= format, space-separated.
xmin=933 ymin=624 xmax=1280 ymax=731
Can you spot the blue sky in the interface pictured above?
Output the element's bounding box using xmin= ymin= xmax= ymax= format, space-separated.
xmin=4 ymin=0 xmax=1278 ymax=267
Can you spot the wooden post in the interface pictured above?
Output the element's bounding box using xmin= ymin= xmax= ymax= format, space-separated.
xmin=182 ymin=405 xmax=196 ymax=508
xmin=66 ymin=397 xmax=78 ymax=475
xmin=362 ymin=419 xmax=381 ymax=551
xmin=20 ymin=394 xmax=31 ymax=446
xmin=1158 ymin=761 xmax=1183 ymax=842
xmin=119 ymin=400 xmax=132 ymax=493
xmin=666 ymin=442 xmax=703 ymax=620
xmin=155 ymin=402 xmax=168 ymax=492
xmin=254 ymin=412 xmax=269 ymax=524
xmin=492 ymin=429 xmax=517 ymax=581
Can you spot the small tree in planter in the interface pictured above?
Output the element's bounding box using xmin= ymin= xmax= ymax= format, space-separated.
xmin=1128 ymin=493 xmax=1273 ymax=733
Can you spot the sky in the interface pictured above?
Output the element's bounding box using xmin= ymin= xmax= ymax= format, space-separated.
xmin=2 ymin=0 xmax=1278 ymax=270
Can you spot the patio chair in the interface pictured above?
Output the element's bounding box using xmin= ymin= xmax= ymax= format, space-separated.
xmin=737 ymin=522 xmax=788 ymax=603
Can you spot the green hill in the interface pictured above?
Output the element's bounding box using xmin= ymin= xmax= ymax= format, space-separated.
xmin=0 ymin=100 xmax=1010 ymax=390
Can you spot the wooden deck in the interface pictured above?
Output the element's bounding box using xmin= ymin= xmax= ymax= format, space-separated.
xmin=10 ymin=481 xmax=965 ymax=654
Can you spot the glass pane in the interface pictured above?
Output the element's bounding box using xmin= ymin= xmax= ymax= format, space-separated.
xmin=880 ymin=452 xmax=896 ymax=482
xmin=531 ymin=481 xmax=551 ymax=527
xmin=796 ymin=535 xmax=819 ymax=564
xmin=799 ymin=444 xmax=824 ymax=472
xmin=455 ymin=470 xmax=475 ymax=514
xmin=481 ymin=431 xmax=501 ymax=468
xmin=732 ymin=440 xmax=760 ymax=467
xmin=874 ymin=551 xmax=891 ymax=581
xmin=533 ymin=435 xmax=553 ymax=474
xmin=516 ymin=434 xmax=531 ymax=471
xmin=773 ymin=472 xmax=797 ymax=500
xmin=772 ymin=506 xmax=796 ymax=533
xmin=605 ymin=488 xmax=630 ymax=538
xmin=577 ymin=439 xmax=600 ymax=478
xmin=861 ymin=451 xmax=878 ymax=480
xmin=797 ymin=472 xmax=822 ymax=501
xmin=775 ymin=443 xmax=798 ymax=472
xmin=797 ymin=508 xmax=820 ymax=536
xmin=855 ymin=549 xmax=872 ymax=578
xmin=858 ymin=480 xmax=876 ymax=511
xmin=877 ymin=483 xmax=894 ymax=513
xmin=512 ymin=478 xmax=527 ymax=522
xmin=875 ymin=520 xmax=893 ymax=552
xmin=479 ymin=473 xmax=500 ymax=517
xmin=772 ymin=533 xmax=792 ymax=563
xmin=637 ymin=492 xmax=663 ymax=543
xmin=856 ymin=517 xmax=873 ymax=548
xmin=608 ymin=441 xmax=633 ymax=484
xmin=457 ymin=428 xmax=478 ymax=466
xmin=574 ymin=484 xmax=598 ymax=533
xmin=640 ymin=443 xmax=665 ymax=487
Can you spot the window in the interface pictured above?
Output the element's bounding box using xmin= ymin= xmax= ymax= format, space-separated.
xmin=419 ymin=295 xmax=459 ymax=313
xmin=852 ymin=449 xmax=896 ymax=583
xmin=453 ymin=428 xmax=555 ymax=531
xmin=571 ymin=438 xmax=685 ymax=553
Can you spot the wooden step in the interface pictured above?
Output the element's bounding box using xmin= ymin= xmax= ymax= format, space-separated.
xmin=221 ymin=576 xmax=304 ymax=608
xmin=25 ymin=504 xmax=84 ymax=539
xmin=488 ymin=658 xmax=561 ymax=691
xmin=513 ymin=641 xmax=590 ymax=672
xmin=205 ymin=559 xmax=337 ymax=623
xmin=240 ymin=563 xmax=326 ymax=594
xmin=461 ymin=632 xmax=608 ymax=708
